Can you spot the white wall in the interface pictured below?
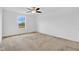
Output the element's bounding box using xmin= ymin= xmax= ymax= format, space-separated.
xmin=2 ymin=7 xmax=79 ymax=42
xmin=0 ymin=8 xmax=2 ymax=42
xmin=2 ymin=9 xmax=37 ymax=36
xmin=37 ymin=7 xmax=79 ymax=42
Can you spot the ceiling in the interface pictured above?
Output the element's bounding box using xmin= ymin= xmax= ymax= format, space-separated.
xmin=3 ymin=7 xmax=79 ymax=14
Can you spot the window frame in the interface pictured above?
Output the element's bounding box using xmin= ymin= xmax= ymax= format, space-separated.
xmin=17 ymin=16 xmax=26 ymax=29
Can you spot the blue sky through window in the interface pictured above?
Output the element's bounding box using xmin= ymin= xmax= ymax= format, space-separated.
xmin=18 ymin=16 xmax=25 ymax=23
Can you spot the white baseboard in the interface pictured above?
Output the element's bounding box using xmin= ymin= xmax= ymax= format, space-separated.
xmin=38 ymin=32 xmax=79 ymax=43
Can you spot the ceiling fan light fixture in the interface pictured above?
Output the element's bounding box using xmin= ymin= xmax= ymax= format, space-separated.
xmin=32 ymin=10 xmax=36 ymax=13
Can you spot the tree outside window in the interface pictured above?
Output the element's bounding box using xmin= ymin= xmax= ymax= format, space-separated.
xmin=17 ymin=16 xmax=25 ymax=29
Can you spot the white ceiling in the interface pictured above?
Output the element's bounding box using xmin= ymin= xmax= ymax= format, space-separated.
xmin=3 ymin=7 xmax=79 ymax=14
xmin=3 ymin=7 xmax=29 ymax=14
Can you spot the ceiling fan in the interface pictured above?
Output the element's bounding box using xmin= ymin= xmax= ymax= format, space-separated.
xmin=25 ymin=7 xmax=42 ymax=13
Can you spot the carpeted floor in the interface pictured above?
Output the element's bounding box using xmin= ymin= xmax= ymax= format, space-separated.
xmin=1 ymin=32 xmax=79 ymax=51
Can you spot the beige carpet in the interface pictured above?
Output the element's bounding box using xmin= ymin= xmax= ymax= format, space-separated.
xmin=1 ymin=33 xmax=79 ymax=51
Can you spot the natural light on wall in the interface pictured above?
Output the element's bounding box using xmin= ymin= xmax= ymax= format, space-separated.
xmin=17 ymin=16 xmax=26 ymax=29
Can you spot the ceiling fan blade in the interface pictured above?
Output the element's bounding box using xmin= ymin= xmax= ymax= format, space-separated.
xmin=36 ymin=8 xmax=40 ymax=10
xmin=26 ymin=8 xmax=32 ymax=11
xmin=26 ymin=11 xmax=32 ymax=13
xmin=36 ymin=11 xmax=42 ymax=13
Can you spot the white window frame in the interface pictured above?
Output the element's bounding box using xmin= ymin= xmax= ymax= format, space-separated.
xmin=17 ymin=16 xmax=26 ymax=30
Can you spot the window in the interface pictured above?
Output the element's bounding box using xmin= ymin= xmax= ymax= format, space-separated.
xmin=17 ymin=16 xmax=26 ymax=29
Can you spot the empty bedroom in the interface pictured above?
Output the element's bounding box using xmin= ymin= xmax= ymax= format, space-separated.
xmin=0 ymin=7 xmax=79 ymax=51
